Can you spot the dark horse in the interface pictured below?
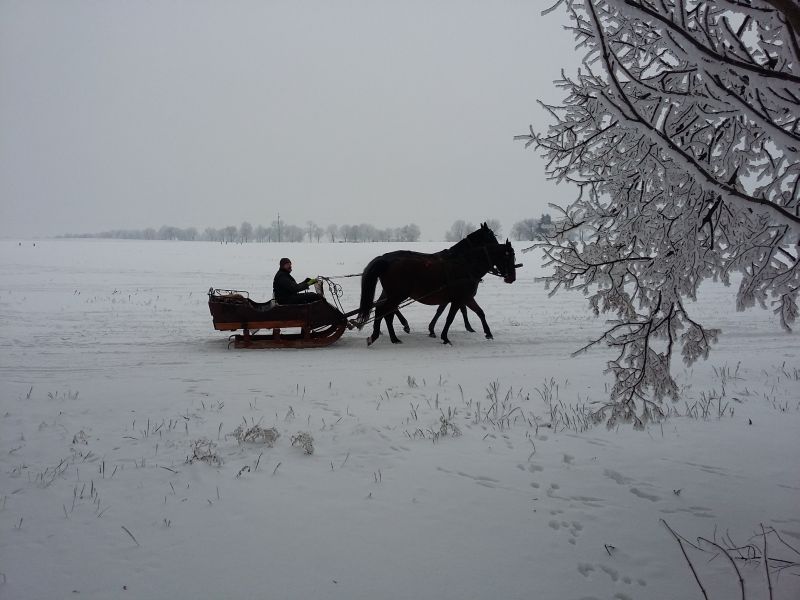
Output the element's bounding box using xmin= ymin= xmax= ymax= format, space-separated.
xmin=377 ymin=223 xmax=500 ymax=341
xmin=357 ymin=240 xmax=517 ymax=345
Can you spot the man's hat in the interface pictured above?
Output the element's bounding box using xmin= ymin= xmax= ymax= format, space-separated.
xmin=279 ymin=257 xmax=291 ymax=267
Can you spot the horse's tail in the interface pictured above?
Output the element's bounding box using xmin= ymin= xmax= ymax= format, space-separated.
xmin=357 ymin=256 xmax=388 ymax=326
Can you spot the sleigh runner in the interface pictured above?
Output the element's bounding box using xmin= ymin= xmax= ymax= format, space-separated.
xmin=208 ymin=288 xmax=352 ymax=348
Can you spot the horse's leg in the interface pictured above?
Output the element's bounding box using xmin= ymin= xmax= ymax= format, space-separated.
xmin=440 ymin=303 xmax=462 ymax=345
xmin=368 ymin=299 xmax=404 ymax=346
xmin=367 ymin=299 xmax=386 ymax=345
xmin=384 ymin=312 xmax=403 ymax=344
xmin=395 ymin=309 xmax=411 ymax=334
xmin=428 ymin=304 xmax=448 ymax=338
xmin=368 ymin=317 xmax=381 ymax=345
xmin=461 ymin=306 xmax=475 ymax=332
xmin=465 ymin=297 xmax=492 ymax=339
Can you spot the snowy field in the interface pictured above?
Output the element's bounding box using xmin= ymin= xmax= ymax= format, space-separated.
xmin=1 ymin=239 xmax=798 ymax=600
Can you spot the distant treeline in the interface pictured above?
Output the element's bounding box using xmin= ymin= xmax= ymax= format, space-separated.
xmin=60 ymin=221 xmax=422 ymax=243
xmin=444 ymin=215 xmax=559 ymax=242
xmin=61 ymin=214 xmax=565 ymax=244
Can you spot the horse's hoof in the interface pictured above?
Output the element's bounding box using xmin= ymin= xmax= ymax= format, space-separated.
xmin=367 ymin=337 xmax=375 ymax=346
xmin=403 ymin=326 xmax=410 ymax=334
xmin=442 ymin=340 xmax=452 ymax=345
xmin=391 ymin=338 xmax=403 ymax=344
xmin=485 ymin=334 xmax=493 ymax=340
xmin=428 ymin=332 xmax=436 ymax=338
xmin=466 ymin=327 xmax=476 ymax=333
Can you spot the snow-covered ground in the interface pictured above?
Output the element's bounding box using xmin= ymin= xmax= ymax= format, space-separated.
xmin=1 ymin=239 xmax=798 ymax=600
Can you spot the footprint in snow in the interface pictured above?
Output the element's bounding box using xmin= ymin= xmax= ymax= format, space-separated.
xmin=629 ymin=487 xmax=660 ymax=502
xmin=603 ymin=469 xmax=634 ymax=485
xmin=578 ymin=562 xmax=647 ymax=589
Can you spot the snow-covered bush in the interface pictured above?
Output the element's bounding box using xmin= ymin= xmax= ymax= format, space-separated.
xmin=188 ymin=438 xmax=222 ymax=466
xmin=290 ymin=432 xmax=314 ymax=455
xmin=232 ymin=424 xmax=280 ymax=446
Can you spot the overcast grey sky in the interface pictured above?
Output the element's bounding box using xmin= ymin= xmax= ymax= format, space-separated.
xmin=0 ymin=1 xmax=581 ymax=240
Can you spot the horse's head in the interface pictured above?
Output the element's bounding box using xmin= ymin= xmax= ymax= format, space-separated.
xmin=489 ymin=239 xmax=517 ymax=283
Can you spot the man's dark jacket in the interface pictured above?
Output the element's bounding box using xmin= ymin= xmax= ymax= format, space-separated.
xmin=273 ymin=269 xmax=311 ymax=303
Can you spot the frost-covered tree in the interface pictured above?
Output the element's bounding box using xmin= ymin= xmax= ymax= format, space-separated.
xmin=222 ymin=225 xmax=238 ymax=243
xmin=283 ymin=224 xmax=305 ymax=243
xmin=511 ymin=218 xmax=540 ymax=241
xmin=239 ymin=221 xmax=253 ymax=243
xmin=399 ymin=223 xmax=421 ymax=242
xmin=358 ymin=223 xmax=379 ymax=242
xmin=518 ymin=0 xmax=800 ymax=426
xmin=254 ymin=225 xmax=269 ymax=243
xmin=306 ymin=221 xmax=324 ymax=242
xmin=202 ymin=227 xmax=220 ymax=242
xmin=157 ymin=225 xmax=180 ymax=240
xmin=326 ymin=223 xmax=339 ymax=242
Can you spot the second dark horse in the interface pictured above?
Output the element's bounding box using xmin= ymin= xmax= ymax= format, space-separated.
xmin=357 ymin=240 xmax=518 ymax=345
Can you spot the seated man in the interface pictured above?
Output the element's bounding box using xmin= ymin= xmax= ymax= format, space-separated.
xmin=273 ymin=257 xmax=323 ymax=304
